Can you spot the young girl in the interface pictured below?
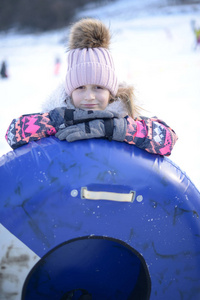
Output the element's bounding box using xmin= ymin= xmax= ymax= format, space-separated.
xmin=5 ymin=18 xmax=177 ymax=156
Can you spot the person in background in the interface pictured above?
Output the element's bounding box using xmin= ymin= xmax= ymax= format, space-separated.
xmin=191 ymin=20 xmax=200 ymax=50
xmin=54 ymin=56 xmax=61 ymax=76
xmin=0 ymin=60 xmax=8 ymax=78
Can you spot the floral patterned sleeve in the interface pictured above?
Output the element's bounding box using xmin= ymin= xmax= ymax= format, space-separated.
xmin=5 ymin=113 xmax=57 ymax=149
xmin=124 ymin=116 xmax=178 ymax=156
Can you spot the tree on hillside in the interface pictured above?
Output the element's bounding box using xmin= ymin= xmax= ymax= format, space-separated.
xmin=0 ymin=0 xmax=114 ymax=32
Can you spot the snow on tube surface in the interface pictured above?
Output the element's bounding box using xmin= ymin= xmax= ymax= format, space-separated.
xmin=0 ymin=137 xmax=200 ymax=300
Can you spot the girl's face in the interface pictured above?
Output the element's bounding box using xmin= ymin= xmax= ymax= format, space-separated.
xmin=71 ymin=84 xmax=111 ymax=111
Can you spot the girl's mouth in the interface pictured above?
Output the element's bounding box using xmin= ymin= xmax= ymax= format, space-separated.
xmin=82 ymin=104 xmax=97 ymax=108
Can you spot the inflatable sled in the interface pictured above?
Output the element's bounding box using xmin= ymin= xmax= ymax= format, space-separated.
xmin=0 ymin=137 xmax=200 ymax=300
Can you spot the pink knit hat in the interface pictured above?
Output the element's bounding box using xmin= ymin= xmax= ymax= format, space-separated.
xmin=64 ymin=19 xmax=118 ymax=97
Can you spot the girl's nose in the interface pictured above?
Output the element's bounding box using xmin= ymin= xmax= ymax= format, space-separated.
xmin=85 ymin=88 xmax=95 ymax=100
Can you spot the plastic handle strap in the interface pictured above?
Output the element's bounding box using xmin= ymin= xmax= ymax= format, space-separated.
xmin=81 ymin=187 xmax=135 ymax=202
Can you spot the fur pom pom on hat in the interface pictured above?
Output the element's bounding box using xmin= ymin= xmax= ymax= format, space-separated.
xmin=65 ymin=18 xmax=118 ymax=97
xmin=68 ymin=18 xmax=111 ymax=49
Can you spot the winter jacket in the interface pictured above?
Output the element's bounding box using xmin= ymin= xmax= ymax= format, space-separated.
xmin=5 ymin=83 xmax=177 ymax=156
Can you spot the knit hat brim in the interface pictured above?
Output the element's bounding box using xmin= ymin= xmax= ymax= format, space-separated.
xmin=65 ymin=61 xmax=118 ymax=96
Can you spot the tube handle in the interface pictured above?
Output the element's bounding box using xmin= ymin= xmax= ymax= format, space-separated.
xmin=81 ymin=187 xmax=135 ymax=203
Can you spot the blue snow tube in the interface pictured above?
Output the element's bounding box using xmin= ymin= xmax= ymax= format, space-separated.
xmin=0 ymin=137 xmax=200 ymax=300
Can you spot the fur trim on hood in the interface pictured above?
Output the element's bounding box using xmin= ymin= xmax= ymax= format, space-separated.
xmin=41 ymin=82 xmax=140 ymax=118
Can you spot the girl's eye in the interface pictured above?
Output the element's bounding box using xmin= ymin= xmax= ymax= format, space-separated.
xmin=77 ymin=86 xmax=85 ymax=90
xmin=96 ymin=86 xmax=103 ymax=89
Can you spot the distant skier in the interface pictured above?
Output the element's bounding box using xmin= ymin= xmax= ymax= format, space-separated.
xmin=191 ymin=20 xmax=200 ymax=50
xmin=54 ymin=57 xmax=61 ymax=76
xmin=0 ymin=60 xmax=8 ymax=78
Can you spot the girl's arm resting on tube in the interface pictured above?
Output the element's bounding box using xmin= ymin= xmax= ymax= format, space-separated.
xmin=5 ymin=113 xmax=57 ymax=150
xmin=124 ymin=116 xmax=178 ymax=156
xmin=5 ymin=107 xmax=118 ymax=150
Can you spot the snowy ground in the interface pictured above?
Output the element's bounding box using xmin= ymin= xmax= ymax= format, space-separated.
xmin=0 ymin=0 xmax=200 ymax=193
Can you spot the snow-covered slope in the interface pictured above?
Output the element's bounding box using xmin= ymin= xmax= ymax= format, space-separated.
xmin=0 ymin=0 xmax=200 ymax=190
